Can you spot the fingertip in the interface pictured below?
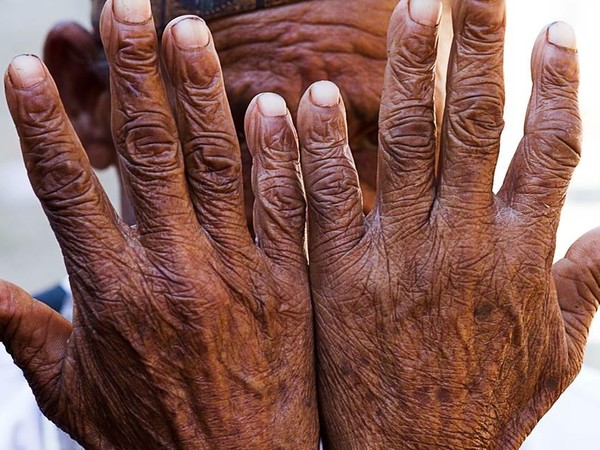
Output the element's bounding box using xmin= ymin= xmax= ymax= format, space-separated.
xmin=7 ymin=55 xmax=47 ymax=89
xmin=245 ymin=93 xmax=295 ymax=158
xmin=167 ymin=16 xmax=210 ymax=50
xmin=162 ymin=16 xmax=212 ymax=76
xmin=162 ymin=15 xmax=222 ymax=92
xmin=99 ymin=0 xmax=158 ymax=54
xmin=257 ymin=93 xmax=288 ymax=117
xmin=409 ymin=0 xmax=443 ymax=27
xmin=547 ymin=21 xmax=577 ymax=50
xmin=298 ymin=81 xmax=348 ymax=149
xmin=309 ymin=80 xmax=340 ymax=108
xmin=112 ymin=0 xmax=152 ymax=24
xmin=531 ymin=22 xmax=580 ymax=90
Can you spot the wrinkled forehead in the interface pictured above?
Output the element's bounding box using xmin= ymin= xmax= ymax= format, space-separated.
xmin=92 ymin=0 xmax=306 ymax=32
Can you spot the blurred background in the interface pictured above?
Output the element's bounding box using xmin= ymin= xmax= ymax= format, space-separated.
xmin=0 ymin=0 xmax=598 ymax=373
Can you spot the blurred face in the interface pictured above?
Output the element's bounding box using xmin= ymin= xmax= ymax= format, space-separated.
xmin=210 ymin=0 xmax=397 ymax=214
xmin=46 ymin=0 xmax=449 ymax=224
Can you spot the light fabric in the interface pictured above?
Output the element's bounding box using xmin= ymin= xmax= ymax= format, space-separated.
xmin=0 ymin=343 xmax=61 ymax=450
xmin=0 ymin=280 xmax=81 ymax=450
xmin=521 ymin=365 xmax=600 ymax=449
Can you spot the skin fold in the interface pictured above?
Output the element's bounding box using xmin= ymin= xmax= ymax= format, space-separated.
xmin=0 ymin=0 xmax=598 ymax=448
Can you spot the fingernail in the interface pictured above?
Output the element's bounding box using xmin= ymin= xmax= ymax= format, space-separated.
xmin=8 ymin=55 xmax=46 ymax=88
xmin=548 ymin=22 xmax=577 ymax=49
xmin=410 ymin=0 xmax=443 ymax=27
xmin=310 ymin=81 xmax=340 ymax=107
xmin=257 ymin=93 xmax=287 ymax=117
xmin=172 ymin=17 xmax=210 ymax=48
xmin=113 ymin=0 xmax=152 ymax=23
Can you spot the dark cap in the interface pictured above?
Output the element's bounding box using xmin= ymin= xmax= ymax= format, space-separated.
xmin=92 ymin=0 xmax=306 ymax=33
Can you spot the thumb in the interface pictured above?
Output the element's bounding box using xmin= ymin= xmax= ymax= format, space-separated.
xmin=0 ymin=280 xmax=71 ymax=406
xmin=553 ymin=227 xmax=600 ymax=369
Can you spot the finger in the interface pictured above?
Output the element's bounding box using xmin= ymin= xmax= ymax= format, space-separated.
xmin=298 ymin=81 xmax=365 ymax=264
xmin=437 ymin=0 xmax=506 ymax=210
xmin=377 ymin=0 xmax=442 ymax=225
xmin=161 ymin=16 xmax=251 ymax=248
xmin=0 ymin=281 xmax=71 ymax=407
xmin=245 ymin=93 xmax=306 ymax=269
xmin=553 ymin=228 xmax=600 ymax=371
xmin=100 ymin=0 xmax=198 ymax=243
xmin=498 ymin=23 xmax=580 ymax=230
xmin=4 ymin=55 xmax=124 ymax=271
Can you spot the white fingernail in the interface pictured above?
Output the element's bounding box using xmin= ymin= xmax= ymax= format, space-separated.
xmin=257 ymin=93 xmax=287 ymax=117
xmin=548 ymin=22 xmax=577 ymax=49
xmin=310 ymin=81 xmax=340 ymax=107
xmin=172 ymin=17 xmax=210 ymax=48
xmin=9 ymin=55 xmax=46 ymax=88
xmin=113 ymin=0 xmax=152 ymax=23
xmin=410 ymin=0 xmax=443 ymax=27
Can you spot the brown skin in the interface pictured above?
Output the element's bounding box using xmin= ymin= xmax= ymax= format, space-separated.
xmin=1 ymin=0 xmax=599 ymax=449
xmin=291 ymin=0 xmax=598 ymax=448
xmin=0 ymin=2 xmax=316 ymax=449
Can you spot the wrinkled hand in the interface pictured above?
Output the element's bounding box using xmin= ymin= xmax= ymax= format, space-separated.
xmin=0 ymin=1 xmax=316 ymax=448
xmin=266 ymin=0 xmax=597 ymax=448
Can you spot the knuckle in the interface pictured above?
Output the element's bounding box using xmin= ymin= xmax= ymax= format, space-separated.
xmin=528 ymin=121 xmax=582 ymax=166
xmin=257 ymin=175 xmax=305 ymax=218
xmin=112 ymin=32 xmax=157 ymax=70
xmin=552 ymin=127 xmax=581 ymax=162
xmin=446 ymin=44 xmax=505 ymax=146
xmin=388 ymin=31 xmax=437 ymax=77
xmin=379 ymin=129 xmax=434 ymax=179
xmin=116 ymin=116 xmax=180 ymax=170
xmin=18 ymin=94 xmax=62 ymax=132
xmin=186 ymin=133 xmax=241 ymax=175
xmin=449 ymin=79 xmax=504 ymax=120
xmin=307 ymin=161 xmax=360 ymax=209
xmin=300 ymin=108 xmax=347 ymax=150
xmin=181 ymin=73 xmax=223 ymax=107
xmin=447 ymin=98 xmax=505 ymax=150
xmin=458 ymin=1 xmax=505 ymax=47
xmin=24 ymin=144 xmax=98 ymax=209
xmin=542 ymin=64 xmax=578 ymax=89
xmin=38 ymin=167 xmax=96 ymax=208
xmin=381 ymin=113 xmax=435 ymax=150
xmin=303 ymin=136 xmax=348 ymax=159
xmin=458 ymin=25 xmax=503 ymax=54
xmin=117 ymin=112 xmax=172 ymax=143
xmin=180 ymin=57 xmax=222 ymax=92
xmin=189 ymin=154 xmax=241 ymax=195
xmin=542 ymin=48 xmax=579 ymax=85
xmin=256 ymin=124 xmax=298 ymax=163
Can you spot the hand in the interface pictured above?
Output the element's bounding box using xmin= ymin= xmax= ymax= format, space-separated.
xmin=0 ymin=1 xmax=317 ymax=448
xmin=271 ymin=0 xmax=597 ymax=448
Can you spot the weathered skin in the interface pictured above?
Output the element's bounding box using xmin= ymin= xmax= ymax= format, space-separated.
xmin=274 ymin=0 xmax=598 ymax=448
xmin=1 ymin=0 xmax=599 ymax=448
xmin=0 ymin=1 xmax=317 ymax=448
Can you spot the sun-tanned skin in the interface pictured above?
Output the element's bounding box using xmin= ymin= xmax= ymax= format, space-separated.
xmin=0 ymin=0 xmax=599 ymax=448
xmin=294 ymin=1 xmax=598 ymax=446
xmin=0 ymin=1 xmax=317 ymax=448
